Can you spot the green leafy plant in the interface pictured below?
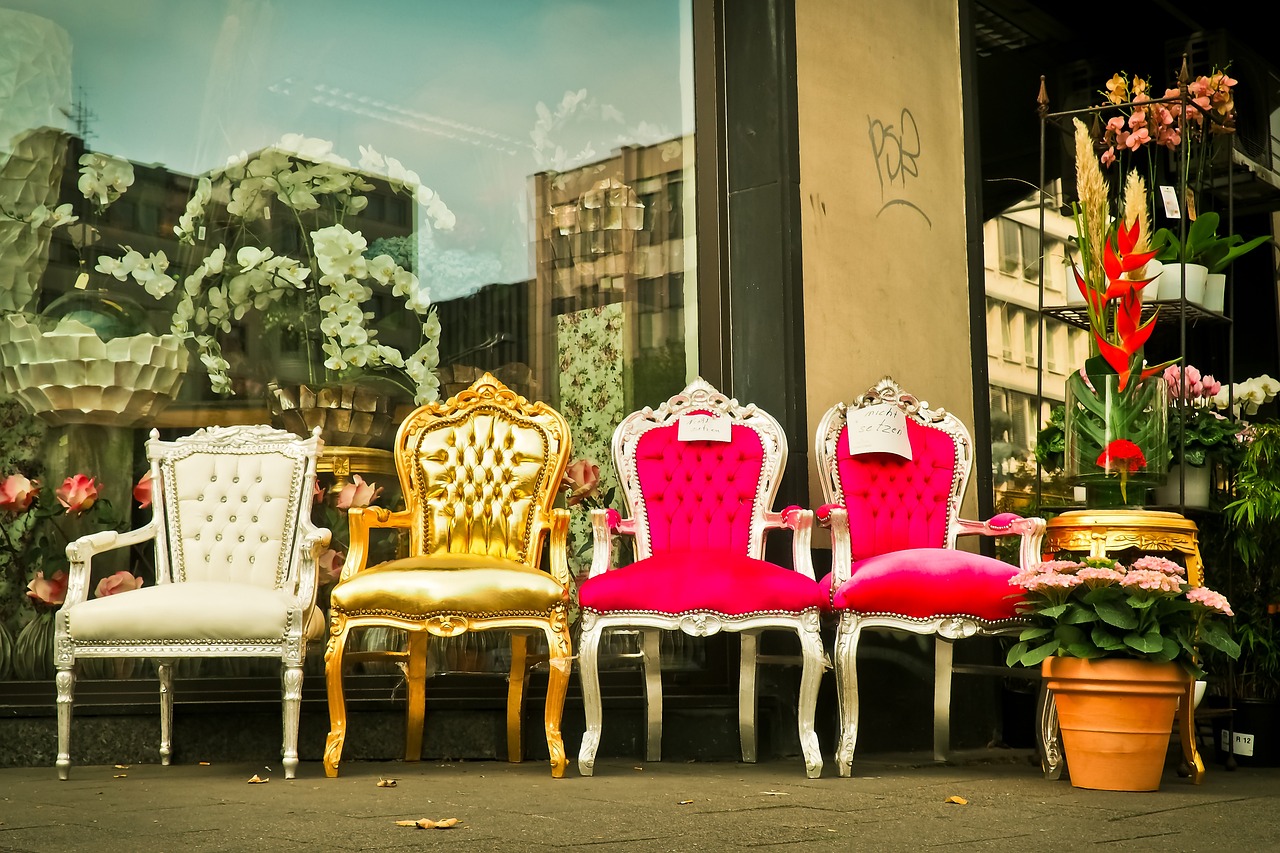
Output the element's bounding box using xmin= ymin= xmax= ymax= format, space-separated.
xmin=1217 ymin=422 xmax=1280 ymax=699
xmin=1152 ymin=211 xmax=1272 ymax=272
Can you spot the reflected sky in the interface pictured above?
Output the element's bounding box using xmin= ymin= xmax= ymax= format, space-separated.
xmin=0 ymin=0 xmax=693 ymax=297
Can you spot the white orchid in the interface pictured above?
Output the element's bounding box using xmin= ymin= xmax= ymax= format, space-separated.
xmin=1213 ymin=374 xmax=1280 ymax=418
xmin=77 ymin=152 xmax=135 ymax=209
xmin=98 ymin=135 xmax=450 ymax=402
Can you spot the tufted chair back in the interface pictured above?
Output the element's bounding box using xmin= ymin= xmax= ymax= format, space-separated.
xmin=617 ymin=379 xmax=784 ymax=561
xmin=396 ymin=374 xmax=570 ymax=565
xmin=817 ymin=378 xmax=970 ymax=561
xmin=154 ymin=424 xmax=321 ymax=589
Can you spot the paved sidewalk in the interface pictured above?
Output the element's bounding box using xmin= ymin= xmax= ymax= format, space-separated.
xmin=1 ymin=750 xmax=1276 ymax=852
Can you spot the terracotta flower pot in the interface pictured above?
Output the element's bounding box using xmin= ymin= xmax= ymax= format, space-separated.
xmin=1042 ymin=656 xmax=1188 ymax=791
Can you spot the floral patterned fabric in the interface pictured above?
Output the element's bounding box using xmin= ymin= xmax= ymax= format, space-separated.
xmin=556 ymin=304 xmax=626 ymax=581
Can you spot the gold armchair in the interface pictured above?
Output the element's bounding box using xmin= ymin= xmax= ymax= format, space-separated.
xmin=323 ymin=374 xmax=575 ymax=777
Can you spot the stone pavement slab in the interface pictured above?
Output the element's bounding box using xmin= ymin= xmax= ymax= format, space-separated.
xmin=1 ymin=751 xmax=1278 ymax=852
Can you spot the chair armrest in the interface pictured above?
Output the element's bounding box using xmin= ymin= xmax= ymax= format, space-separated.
xmin=548 ymin=507 xmax=572 ymax=589
xmin=294 ymin=517 xmax=332 ymax=608
xmin=955 ymin=513 xmax=1047 ymax=571
xmin=819 ymin=505 xmax=854 ymax=585
xmin=340 ymin=506 xmax=412 ymax=583
xmin=762 ymin=505 xmax=818 ymax=580
xmin=62 ymin=522 xmax=158 ymax=608
xmin=586 ymin=507 xmax=636 ymax=580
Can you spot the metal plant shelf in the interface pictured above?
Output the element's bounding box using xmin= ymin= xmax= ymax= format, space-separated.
xmin=1042 ymin=299 xmax=1227 ymax=331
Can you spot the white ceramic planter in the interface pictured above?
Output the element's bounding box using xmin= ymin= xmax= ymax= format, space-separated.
xmin=0 ymin=314 xmax=188 ymax=427
xmin=1203 ymin=273 xmax=1226 ymax=313
xmin=1153 ymin=462 xmax=1212 ymax=508
xmin=1156 ymin=262 xmax=1208 ymax=303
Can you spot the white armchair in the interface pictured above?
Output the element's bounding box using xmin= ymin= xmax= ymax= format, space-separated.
xmin=53 ymin=424 xmax=330 ymax=780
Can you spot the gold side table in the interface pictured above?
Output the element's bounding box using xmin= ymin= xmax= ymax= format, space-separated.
xmin=1043 ymin=508 xmax=1208 ymax=784
xmin=316 ymin=445 xmax=397 ymax=495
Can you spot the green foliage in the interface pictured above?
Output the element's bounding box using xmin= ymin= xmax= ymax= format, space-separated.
xmin=1168 ymin=406 xmax=1244 ymax=469
xmin=1152 ymin=211 xmax=1273 ymax=273
xmin=1034 ymin=405 xmax=1066 ymax=472
xmin=1219 ymin=422 xmax=1280 ymax=698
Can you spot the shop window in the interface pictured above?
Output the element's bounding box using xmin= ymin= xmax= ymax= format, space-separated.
xmin=0 ymin=1 xmax=701 ymax=688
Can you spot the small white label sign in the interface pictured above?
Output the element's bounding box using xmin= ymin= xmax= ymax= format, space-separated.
xmin=844 ymin=403 xmax=912 ymax=460
xmin=677 ymin=413 xmax=732 ymax=443
xmin=1159 ymin=185 xmax=1181 ymax=219
xmin=1220 ymin=729 xmax=1255 ymax=757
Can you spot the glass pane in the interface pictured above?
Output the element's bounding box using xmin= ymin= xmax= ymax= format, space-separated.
xmin=1020 ymin=223 xmax=1041 ymax=282
xmin=997 ymin=217 xmax=1020 ymax=275
xmin=0 ymin=1 xmax=697 ymax=680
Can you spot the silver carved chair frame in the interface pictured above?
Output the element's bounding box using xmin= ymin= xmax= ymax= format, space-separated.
xmin=53 ymin=424 xmax=329 ymax=780
xmin=815 ymin=377 xmax=1049 ymax=777
xmin=577 ymin=378 xmax=828 ymax=778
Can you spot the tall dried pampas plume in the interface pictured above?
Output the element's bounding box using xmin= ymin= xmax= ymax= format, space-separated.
xmin=1073 ymin=117 xmax=1108 ymax=293
xmin=1122 ymin=171 xmax=1152 ymax=253
xmin=1122 ymin=171 xmax=1153 ymax=280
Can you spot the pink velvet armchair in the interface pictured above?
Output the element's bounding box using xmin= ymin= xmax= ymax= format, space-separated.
xmin=576 ymin=379 xmax=828 ymax=777
xmin=814 ymin=377 xmax=1046 ymax=777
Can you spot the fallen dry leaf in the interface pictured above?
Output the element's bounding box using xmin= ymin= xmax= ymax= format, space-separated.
xmin=677 ymin=800 xmax=694 ymax=805
xmin=247 ymin=775 xmax=270 ymax=784
xmin=944 ymin=796 xmax=969 ymax=805
xmin=377 ymin=778 xmax=398 ymax=788
xmin=395 ymin=818 xmax=460 ymax=829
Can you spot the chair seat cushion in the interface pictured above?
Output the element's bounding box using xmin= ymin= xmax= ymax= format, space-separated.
xmin=826 ymin=548 xmax=1024 ymax=621
xmin=66 ymin=581 xmax=314 ymax=643
xmin=330 ymin=554 xmax=567 ymax=617
xmin=579 ymin=550 xmax=824 ymax=616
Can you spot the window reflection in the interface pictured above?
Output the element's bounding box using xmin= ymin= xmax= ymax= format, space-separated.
xmin=0 ymin=0 xmax=698 ymax=680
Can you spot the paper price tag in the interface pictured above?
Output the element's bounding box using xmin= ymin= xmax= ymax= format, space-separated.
xmin=677 ymin=413 xmax=732 ymax=443
xmin=1159 ymin=185 xmax=1180 ymax=219
xmin=844 ymin=403 xmax=912 ymax=460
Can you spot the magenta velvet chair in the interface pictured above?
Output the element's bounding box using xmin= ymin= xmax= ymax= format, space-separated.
xmin=814 ymin=377 xmax=1047 ymax=777
xmin=576 ymin=378 xmax=827 ymax=777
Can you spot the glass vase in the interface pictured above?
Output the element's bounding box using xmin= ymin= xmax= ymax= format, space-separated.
xmin=1064 ymin=373 xmax=1168 ymax=508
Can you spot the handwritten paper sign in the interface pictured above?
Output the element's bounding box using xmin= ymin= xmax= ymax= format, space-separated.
xmin=844 ymin=403 xmax=912 ymax=460
xmin=677 ymin=413 xmax=732 ymax=443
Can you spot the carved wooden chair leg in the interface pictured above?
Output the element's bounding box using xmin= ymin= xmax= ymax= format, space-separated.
xmin=404 ymin=630 xmax=429 ymax=762
xmin=507 ymin=632 xmax=529 ymax=763
xmin=643 ymin=629 xmax=663 ymax=762
xmin=576 ymin=621 xmax=605 ymax=776
xmin=543 ymin=607 xmax=573 ymax=778
xmin=739 ymin=631 xmax=759 ymax=764
xmin=323 ymin=615 xmax=351 ymax=778
xmin=56 ymin=666 xmax=75 ymax=780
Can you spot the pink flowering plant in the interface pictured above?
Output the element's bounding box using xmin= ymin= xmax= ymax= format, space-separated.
xmin=1163 ymin=364 xmax=1244 ymax=470
xmin=0 ymin=470 xmax=149 ymax=609
xmin=1005 ymin=556 xmax=1240 ymax=678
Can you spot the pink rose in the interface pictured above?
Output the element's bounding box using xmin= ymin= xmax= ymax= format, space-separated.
xmin=95 ymin=571 xmax=144 ymax=598
xmin=335 ymin=474 xmax=382 ymax=510
xmin=318 ymin=548 xmax=345 ymax=584
xmin=133 ymin=471 xmax=154 ymax=509
xmin=56 ymin=474 xmax=100 ymax=514
xmin=564 ymin=459 xmax=601 ymax=506
xmin=0 ymin=473 xmax=38 ymax=512
xmin=27 ymin=570 xmax=68 ymax=606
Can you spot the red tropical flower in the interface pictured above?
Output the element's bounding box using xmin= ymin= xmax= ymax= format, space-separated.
xmin=1097 ymin=439 xmax=1147 ymax=504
